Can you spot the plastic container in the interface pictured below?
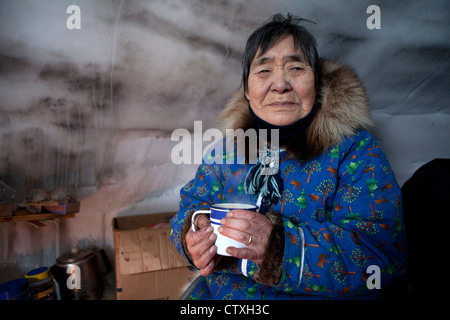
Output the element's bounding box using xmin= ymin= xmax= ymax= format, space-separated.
xmin=0 ymin=278 xmax=31 ymax=300
xmin=25 ymin=267 xmax=57 ymax=300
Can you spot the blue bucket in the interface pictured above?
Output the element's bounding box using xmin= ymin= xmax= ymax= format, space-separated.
xmin=0 ymin=278 xmax=31 ymax=300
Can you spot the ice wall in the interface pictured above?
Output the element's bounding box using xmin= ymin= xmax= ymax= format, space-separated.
xmin=0 ymin=0 xmax=449 ymax=283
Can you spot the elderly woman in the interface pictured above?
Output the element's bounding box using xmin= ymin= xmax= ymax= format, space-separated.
xmin=170 ymin=14 xmax=407 ymax=299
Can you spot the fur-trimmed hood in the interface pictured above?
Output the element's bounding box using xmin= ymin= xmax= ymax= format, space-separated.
xmin=219 ymin=59 xmax=374 ymax=159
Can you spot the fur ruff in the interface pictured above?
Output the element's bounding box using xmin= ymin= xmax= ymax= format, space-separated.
xmin=219 ymin=59 xmax=374 ymax=159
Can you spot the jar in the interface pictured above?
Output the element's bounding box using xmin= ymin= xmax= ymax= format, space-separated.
xmin=25 ymin=267 xmax=57 ymax=300
xmin=0 ymin=278 xmax=31 ymax=300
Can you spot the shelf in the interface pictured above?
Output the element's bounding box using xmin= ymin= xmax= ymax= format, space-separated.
xmin=0 ymin=211 xmax=76 ymax=222
xmin=0 ymin=202 xmax=78 ymax=223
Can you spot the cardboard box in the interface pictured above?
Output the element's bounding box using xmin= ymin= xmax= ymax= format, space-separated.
xmin=0 ymin=202 xmax=14 ymax=217
xmin=113 ymin=212 xmax=198 ymax=300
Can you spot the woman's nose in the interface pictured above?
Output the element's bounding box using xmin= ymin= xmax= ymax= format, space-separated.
xmin=271 ymin=71 xmax=292 ymax=93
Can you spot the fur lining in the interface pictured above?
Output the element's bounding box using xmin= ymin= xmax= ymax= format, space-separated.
xmin=218 ymin=59 xmax=374 ymax=158
xmin=253 ymin=209 xmax=284 ymax=285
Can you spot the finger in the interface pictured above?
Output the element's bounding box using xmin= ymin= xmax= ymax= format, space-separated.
xmin=226 ymin=246 xmax=258 ymax=261
xmin=187 ymin=226 xmax=214 ymax=246
xmin=222 ymin=209 xmax=266 ymax=231
xmin=221 ymin=216 xmax=251 ymax=233
xmin=200 ymin=254 xmax=221 ymax=277
xmin=222 ymin=210 xmax=271 ymax=238
xmin=194 ymin=214 xmax=211 ymax=230
xmin=218 ymin=225 xmax=250 ymax=246
xmin=227 ymin=209 xmax=259 ymax=221
xmin=220 ymin=209 xmax=256 ymax=232
xmin=188 ymin=228 xmax=215 ymax=252
xmin=194 ymin=242 xmax=217 ymax=271
xmin=187 ymin=229 xmax=218 ymax=268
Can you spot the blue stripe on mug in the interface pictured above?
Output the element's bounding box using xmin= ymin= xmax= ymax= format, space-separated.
xmin=210 ymin=210 xmax=228 ymax=220
xmin=210 ymin=218 xmax=222 ymax=226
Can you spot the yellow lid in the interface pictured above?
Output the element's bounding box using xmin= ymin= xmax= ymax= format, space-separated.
xmin=25 ymin=267 xmax=51 ymax=282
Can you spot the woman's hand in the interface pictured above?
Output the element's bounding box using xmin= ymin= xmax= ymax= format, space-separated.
xmin=219 ymin=209 xmax=273 ymax=265
xmin=186 ymin=214 xmax=221 ymax=276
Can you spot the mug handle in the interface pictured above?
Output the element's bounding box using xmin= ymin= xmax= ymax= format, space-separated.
xmin=191 ymin=210 xmax=211 ymax=232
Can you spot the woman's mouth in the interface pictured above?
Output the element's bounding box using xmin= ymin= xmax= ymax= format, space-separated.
xmin=267 ymin=101 xmax=297 ymax=107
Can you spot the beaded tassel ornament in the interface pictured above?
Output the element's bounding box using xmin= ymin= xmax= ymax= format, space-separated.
xmin=244 ymin=144 xmax=284 ymax=214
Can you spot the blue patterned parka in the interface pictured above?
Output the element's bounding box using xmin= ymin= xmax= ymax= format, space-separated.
xmin=170 ymin=59 xmax=407 ymax=299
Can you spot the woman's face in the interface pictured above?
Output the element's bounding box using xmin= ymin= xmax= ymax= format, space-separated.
xmin=245 ymin=35 xmax=316 ymax=126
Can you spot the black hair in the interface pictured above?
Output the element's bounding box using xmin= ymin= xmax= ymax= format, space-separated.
xmin=242 ymin=13 xmax=320 ymax=92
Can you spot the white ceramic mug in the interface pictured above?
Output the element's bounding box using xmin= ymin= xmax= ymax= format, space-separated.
xmin=191 ymin=203 xmax=259 ymax=256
